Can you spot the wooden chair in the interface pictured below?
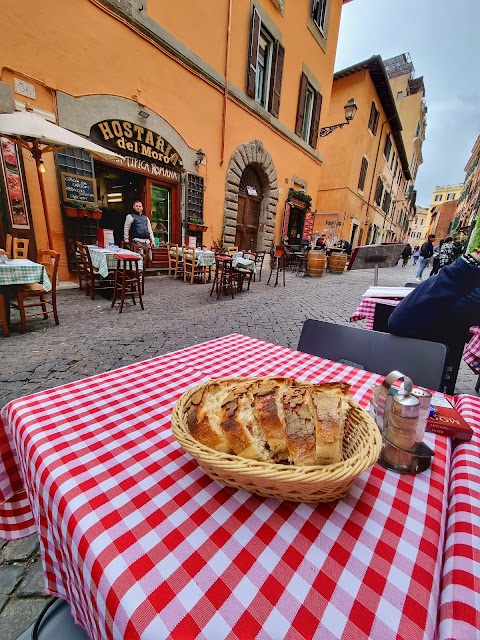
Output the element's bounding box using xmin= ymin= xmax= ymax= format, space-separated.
xmin=5 ymin=234 xmax=12 ymax=259
xmin=167 ymin=243 xmax=183 ymax=279
xmin=267 ymin=246 xmax=287 ymax=287
xmin=13 ymin=237 xmax=29 ymax=259
xmin=68 ymin=239 xmax=87 ymax=291
xmin=0 ymin=294 xmax=10 ymax=337
xmin=210 ymin=255 xmax=240 ymax=300
xmin=76 ymin=242 xmax=101 ymax=299
xmin=11 ymin=249 xmax=60 ymax=334
xmin=226 ymin=246 xmax=239 ymax=255
xmin=121 ymin=240 xmax=133 ymax=251
xmin=131 ymin=242 xmax=148 ymax=294
xmin=183 ymin=246 xmax=206 ymax=284
xmin=254 ymin=251 xmax=265 ymax=282
xmin=111 ymin=254 xmax=144 ymax=313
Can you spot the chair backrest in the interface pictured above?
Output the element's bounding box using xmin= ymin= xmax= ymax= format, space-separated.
xmin=243 ymin=251 xmax=256 ymax=261
xmin=131 ymin=242 xmax=148 ymax=268
xmin=227 ymin=246 xmax=238 ymax=254
xmin=183 ymin=246 xmax=195 ymax=264
xmin=121 ymin=240 xmax=132 ymax=250
xmin=405 ymin=282 xmax=419 ymax=288
xmin=78 ymin=242 xmax=95 ymax=273
xmin=5 ymin=233 xmax=12 ymax=259
xmin=372 ymin=303 xmax=396 ymax=332
xmin=297 ymin=319 xmax=447 ymax=391
xmin=16 ymin=598 xmax=89 ymax=640
xmin=38 ymin=249 xmax=60 ymax=292
xmin=13 ymin=237 xmax=29 ymax=259
xmin=255 ymin=252 xmax=265 ymax=264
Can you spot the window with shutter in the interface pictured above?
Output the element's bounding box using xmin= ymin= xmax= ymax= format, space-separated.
xmin=295 ymin=73 xmax=309 ymax=138
xmin=383 ymin=135 xmax=392 ymax=162
xmin=368 ymin=102 xmax=379 ymax=135
xmin=247 ymin=8 xmax=261 ymax=99
xmin=268 ymin=41 xmax=285 ymax=118
xmin=374 ymin=176 xmax=383 ymax=206
xmin=309 ymin=90 xmax=322 ymax=148
xmin=312 ymin=0 xmax=328 ymax=35
xmin=358 ymin=158 xmax=368 ymax=191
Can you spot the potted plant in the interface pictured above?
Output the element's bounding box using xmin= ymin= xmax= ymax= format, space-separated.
xmin=287 ymin=188 xmax=312 ymax=210
xmin=64 ymin=201 xmax=102 ymax=219
xmin=187 ymin=216 xmax=208 ymax=232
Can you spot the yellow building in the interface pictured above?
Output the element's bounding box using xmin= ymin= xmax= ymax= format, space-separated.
xmin=425 ymin=184 xmax=463 ymax=237
xmin=315 ymin=56 xmax=412 ymax=249
xmin=0 ymin=0 xmax=353 ymax=280
xmin=408 ymin=206 xmax=428 ymax=246
xmin=384 ymin=54 xmax=427 ymax=187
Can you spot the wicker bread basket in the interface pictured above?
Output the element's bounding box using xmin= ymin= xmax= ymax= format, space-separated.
xmin=171 ymin=378 xmax=382 ymax=503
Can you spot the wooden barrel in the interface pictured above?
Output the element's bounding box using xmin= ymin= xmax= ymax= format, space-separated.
xmin=307 ymin=251 xmax=326 ymax=277
xmin=328 ymin=253 xmax=347 ymax=274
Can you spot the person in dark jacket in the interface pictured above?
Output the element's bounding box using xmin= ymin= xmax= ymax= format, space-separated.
xmin=388 ymin=249 xmax=480 ymax=345
xmin=123 ymin=200 xmax=155 ymax=261
xmin=415 ymin=234 xmax=436 ymax=281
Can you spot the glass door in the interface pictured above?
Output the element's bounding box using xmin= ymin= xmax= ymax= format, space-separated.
xmin=150 ymin=183 xmax=171 ymax=247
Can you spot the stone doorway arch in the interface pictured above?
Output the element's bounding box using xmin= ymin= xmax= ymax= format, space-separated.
xmin=223 ymin=140 xmax=278 ymax=251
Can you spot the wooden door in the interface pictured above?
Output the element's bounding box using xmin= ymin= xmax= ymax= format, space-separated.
xmin=235 ymin=193 xmax=261 ymax=250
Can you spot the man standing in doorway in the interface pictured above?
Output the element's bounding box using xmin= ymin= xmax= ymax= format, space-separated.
xmin=124 ymin=200 xmax=155 ymax=262
xmin=416 ymin=234 xmax=436 ymax=281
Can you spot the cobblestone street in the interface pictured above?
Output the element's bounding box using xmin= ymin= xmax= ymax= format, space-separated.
xmin=0 ymin=261 xmax=478 ymax=638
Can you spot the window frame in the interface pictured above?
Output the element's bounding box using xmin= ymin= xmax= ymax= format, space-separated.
xmin=368 ymin=102 xmax=380 ymax=135
xmin=383 ymin=134 xmax=392 ymax=162
xmin=446 ymin=192 xmax=455 ymax=201
xmin=301 ymin=83 xmax=315 ymax=143
xmin=255 ymin=27 xmax=275 ymax=109
xmin=311 ymin=0 xmax=328 ymax=36
xmin=358 ymin=157 xmax=369 ymax=192
xmin=434 ymin=194 xmax=442 ymax=202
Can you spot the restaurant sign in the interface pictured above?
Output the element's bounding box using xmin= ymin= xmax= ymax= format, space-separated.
xmin=90 ymin=120 xmax=181 ymax=168
xmin=111 ymin=155 xmax=180 ymax=181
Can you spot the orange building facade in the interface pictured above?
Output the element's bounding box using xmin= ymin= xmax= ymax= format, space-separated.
xmin=0 ymin=0 xmax=353 ymax=280
xmin=314 ymin=57 xmax=412 ymax=249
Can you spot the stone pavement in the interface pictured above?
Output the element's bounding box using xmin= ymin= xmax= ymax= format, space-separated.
xmin=0 ymin=260 xmax=477 ymax=639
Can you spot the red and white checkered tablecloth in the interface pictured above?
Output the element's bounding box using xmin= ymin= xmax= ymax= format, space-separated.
xmin=438 ymin=394 xmax=480 ymax=640
xmin=349 ymin=297 xmax=401 ymax=330
xmin=351 ymin=298 xmax=480 ymax=372
xmin=0 ymin=334 xmax=457 ymax=640
xmin=463 ymin=326 xmax=480 ymax=374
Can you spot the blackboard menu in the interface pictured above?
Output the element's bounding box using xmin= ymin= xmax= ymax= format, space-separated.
xmin=61 ymin=172 xmax=96 ymax=204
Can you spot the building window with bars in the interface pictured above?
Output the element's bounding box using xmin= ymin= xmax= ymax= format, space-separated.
xmin=187 ymin=174 xmax=204 ymax=221
xmin=358 ymin=157 xmax=369 ymax=191
xmin=311 ymin=0 xmax=328 ymax=35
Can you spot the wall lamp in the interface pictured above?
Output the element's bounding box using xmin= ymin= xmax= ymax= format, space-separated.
xmin=195 ymin=148 xmax=206 ymax=166
xmin=320 ymin=98 xmax=358 ymax=137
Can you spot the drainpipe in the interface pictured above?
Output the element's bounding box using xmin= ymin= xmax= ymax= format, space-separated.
xmin=220 ymin=0 xmax=233 ymax=166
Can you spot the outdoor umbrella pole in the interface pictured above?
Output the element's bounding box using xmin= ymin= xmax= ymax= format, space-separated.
xmin=31 ymin=142 xmax=53 ymax=250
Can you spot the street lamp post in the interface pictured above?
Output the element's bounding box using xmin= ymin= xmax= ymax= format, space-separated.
xmin=319 ymin=98 xmax=358 ymax=137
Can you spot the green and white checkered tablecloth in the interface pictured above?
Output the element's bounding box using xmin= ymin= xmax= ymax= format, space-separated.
xmin=0 ymin=259 xmax=52 ymax=292
xmin=175 ymin=248 xmax=216 ymax=268
xmin=87 ymin=246 xmax=144 ymax=278
xmin=232 ymin=256 xmax=256 ymax=274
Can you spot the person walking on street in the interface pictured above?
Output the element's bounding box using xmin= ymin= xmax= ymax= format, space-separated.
xmin=416 ymin=234 xmax=436 ymax=281
xmin=412 ymin=246 xmax=420 ymax=265
xmin=429 ymin=240 xmax=443 ymax=276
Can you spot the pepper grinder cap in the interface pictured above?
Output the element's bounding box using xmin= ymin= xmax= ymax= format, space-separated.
xmin=392 ymin=393 xmax=420 ymax=418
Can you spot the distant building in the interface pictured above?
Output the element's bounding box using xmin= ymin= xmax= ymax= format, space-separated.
xmin=408 ymin=206 xmax=428 ymax=244
xmin=453 ymin=136 xmax=480 ymax=240
xmin=426 ymin=184 xmax=463 ymax=238
xmin=315 ymin=55 xmax=411 ymax=249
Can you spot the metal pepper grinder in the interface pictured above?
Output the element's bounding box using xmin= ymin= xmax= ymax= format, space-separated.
xmin=379 ymin=389 xmax=434 ymax=474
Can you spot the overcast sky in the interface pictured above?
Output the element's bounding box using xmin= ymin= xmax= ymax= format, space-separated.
xmin=335 ymin=0 xmax=480 ymax=207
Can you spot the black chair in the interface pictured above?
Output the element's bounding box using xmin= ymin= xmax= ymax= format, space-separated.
xmin=373 ymin=304 xmax=467 ymax=395
xmin=297 ymin=319 xmax=447 ymax=391
xmin=16 ymin=598 xmax=89 ymax=640
xmin=405 ymin=282 xmax=419 ymax=288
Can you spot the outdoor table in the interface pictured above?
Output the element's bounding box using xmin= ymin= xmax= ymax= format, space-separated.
xmin=350 ymin=297 xmax=480 ymax=372
xmin=0 ymin=333 xmax=469 ymax=640
xmin=87 ymin=245 xmax=144 ymax=278
xmin=176 ymin=247 xmax=216 ymax=268
xmin=0 ymin=258 xmax=51 ymax=291
xmin=232 ymin=255 xmax=256 ymax=274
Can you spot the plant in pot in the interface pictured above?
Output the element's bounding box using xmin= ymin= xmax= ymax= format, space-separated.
xmin=287 ymin=188 xmax=312 ymax=210
xmin=187 ymin=216 xmax=208 ymax=232
xmin=64 ymin=201 xmax=102 ymax=219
